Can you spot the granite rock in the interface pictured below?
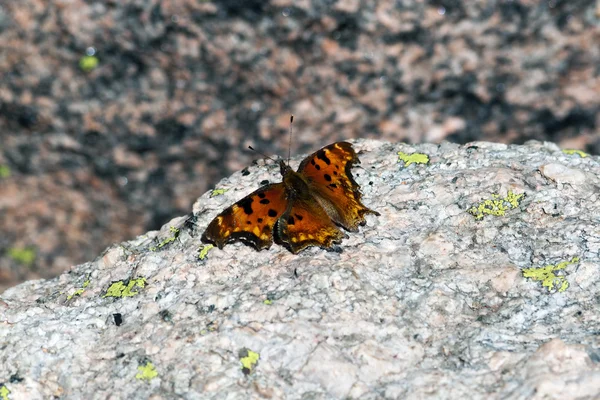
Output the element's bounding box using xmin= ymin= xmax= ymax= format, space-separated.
xmin=1 ymin=139 xmax=599 ymax=399
xmin=2 ymin=0 xmax=600 ymax=289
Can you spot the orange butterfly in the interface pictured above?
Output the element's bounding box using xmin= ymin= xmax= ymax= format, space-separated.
xmin=201 ymin=141 xmax=379 ymax=253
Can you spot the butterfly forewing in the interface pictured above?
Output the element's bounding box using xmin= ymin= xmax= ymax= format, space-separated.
xmin=201 ymin=183 xmax=288 ymax=250
xmin=298 ymin=142 xmax=379 ymax=231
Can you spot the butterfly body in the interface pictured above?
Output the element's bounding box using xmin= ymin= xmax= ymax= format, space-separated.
xmin=201 ymin=142 xmax=378 ymax=254
xmin=280 ymin=162 xmax=312 ymax=200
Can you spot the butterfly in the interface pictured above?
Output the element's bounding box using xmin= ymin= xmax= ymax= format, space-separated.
xmin=201 ymin=142 xmax=379 ymax=253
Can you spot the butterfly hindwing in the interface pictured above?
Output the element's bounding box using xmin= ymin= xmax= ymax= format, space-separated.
xmin=298 ymin=142 xmax=379 ymax=231
xmin=201 ymin=183 xmax=288 ymax=250
xmin=276 ymin=197 xmax=345 ymax=254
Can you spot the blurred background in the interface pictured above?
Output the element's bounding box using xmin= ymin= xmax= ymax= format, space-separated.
xmin=1 ymin=0 xmax=599 ymax=292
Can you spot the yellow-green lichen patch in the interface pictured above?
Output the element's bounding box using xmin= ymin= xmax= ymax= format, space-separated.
xmin=206 ymin=321 xmax=218 ymax=333
xmin=239 ymin=349 xmax=260 ymax=375
xmin=79 ymin=55 xmax=99 ymax=72
xmin=7 ymin=247 xmax=36 ymax=267
xmin=562 ymin=149 xmax=588 ymax=158
xmin=263 ymin=292 xmax=276 ymax=305
xmin=150 ymin=226 xmax=180 ymax=251
xmin=0 ymin=165 xmax=11 ymax=179
xmin=468 ymin=191 xmax=525 ymax=221
xmin=198 ymin=244 xmax=213 ymax=260
xmin=198 ymin=321 xmax=217 ymax=336
xmin=67 ymin=288 xmax=84 ymax=300
xmin=397 ymin=152 xmax=429 ymax=167
xmin=210 ymin=188 xmax=229 ymax=197
xmin=103 ymin=277 xmax=146 ymax=298
xmin=136 ymin=362 xmax=158 ymax=381
xmin=67 ymin=276 xmax=91 ymax=300
xmin=523 ymin=257 xmax=579 ymax=293
xmin=199 ymin=323 xmax=218 ymax=336
xmin=0 ymin=384 xmax=9 ymax=400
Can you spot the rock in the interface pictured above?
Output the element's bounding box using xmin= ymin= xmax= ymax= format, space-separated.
xmin=539 ymin=163 xmax=588 ymax=185
xmin=2 ymin=0 xmax=600 ymax=288
xmin=1 ymin=140 xmax=599 ymax=399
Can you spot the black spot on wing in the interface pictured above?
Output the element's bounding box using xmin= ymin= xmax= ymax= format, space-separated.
xmin=268 ymin=209 xmax=277 ymax=217
xmin=324 ymin=174 xmax=332 ymax=181
xmin=294 ymin=213 xmax=303 ymax=221
xmin=288 ymin=216 xmax=295 ymax=225
xmin=258 ymin=192 xmax=266 ymax=199
xmin=257 ymin=218 xmax=263 ymax=223
xmin=260 ymin=198 xmax=270 ymax=205
xmin=315 ymin=164 xmax=321 ymax=170
xmin=238 ymin=197 xmax=254 ymax=215
xmin=316 ymin=149 xmax=331 ymax=165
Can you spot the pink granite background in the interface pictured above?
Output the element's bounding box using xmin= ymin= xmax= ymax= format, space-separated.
xmin=1 ymin=0 xmax=599 ymax=291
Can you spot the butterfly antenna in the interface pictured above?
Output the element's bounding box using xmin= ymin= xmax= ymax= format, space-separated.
xmin=287 ymin=115 xmax=294 ymax=165
xmin=248 ymin=145 xmax=276 ymax=163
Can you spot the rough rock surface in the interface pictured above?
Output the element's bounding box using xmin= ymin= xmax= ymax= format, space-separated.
xmin=2 ymin=0 xmax=600 ymax=289
xmin=1 ymin=139 xmax=599 ymax=399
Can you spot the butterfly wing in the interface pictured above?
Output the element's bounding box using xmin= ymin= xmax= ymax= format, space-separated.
xmin=297 ymin=141 xmax=379 ymax=231
xmin=276 ymin=197 xmax=345 ymax=254
xmin=201 ymin=183 xmax=288 ymax=250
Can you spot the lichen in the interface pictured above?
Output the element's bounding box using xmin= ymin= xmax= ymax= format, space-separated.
xmin=198 ymin=244 xmax=213 ymax=260
xmin=150 ymin=226 xmax=180 ymax=251
xmin=562 ymin=149 xmax=588 ymax=158
xmin=136 ymin=362 xmax=158 ymax=381
xmin=7 ymin=247 xmax=36 ymax=267
xmin=210 ymin=188 xmax=229 ymax=197
xmin=263 ymin=293 xmax=276 ymax=305
xmin=0 ymin=165 xmax=10 ymax=179
xmin=0 ymin=385 xmax=9 ymax=400
xmin=103 ymin=278 xmax=146 ymax=298
xmin=240 ymin=349 xmax=260 ymax=375
xmin=67 ymin=288 xmax=85 ymax=300
xmin=468 ymin=191 xmax=525 ymax=221
xmin=523 ymin=257 xmax=579 ymax=292
xmin=79 ymin=55 xmax=99 ymax=72
xmin=67 ymin=276 xmax=91 ymax=300
xmin=397 ymin=152 xmax=430 ymax=167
